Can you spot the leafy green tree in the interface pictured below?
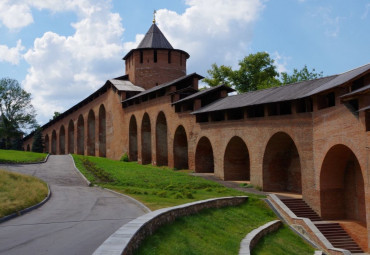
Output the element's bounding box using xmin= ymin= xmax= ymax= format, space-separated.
xmin=203 ymin=64 xmax=233 ymax=88
xmin=0 ymin=78 xmax=37 ymax=149
xmin=204 ymin=53 xmax=323 ymax=93
xmin=203 ymin=52 xmax=280 ymax=93
xmin=232 ymin=52 xmax=280 ymax=92
xmin=281 ymin=65 xmax=323 ymax=85
xmin=32 ymin=127 xmax=44 ymax=153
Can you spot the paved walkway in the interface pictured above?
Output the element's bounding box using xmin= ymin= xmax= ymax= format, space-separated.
xmin=0 ymin=155 xmax=147 ymax=255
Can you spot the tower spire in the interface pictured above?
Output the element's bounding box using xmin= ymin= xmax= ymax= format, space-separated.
xmin=153 ymin=10 xmax=156 ymax=24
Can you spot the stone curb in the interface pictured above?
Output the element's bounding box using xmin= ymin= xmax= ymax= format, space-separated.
xmin=0 ymin=153 xmax=50 ymax=165
xmin=93 ymin=196 xmax=248 ymax=255
xmin=69 ymin=154 xmax=91 ymax=186
xmin=0 ymin=183 xmax=52 ymax=224
xmin=239 ymin=219 xmax=281 ymax=255
xmin=268 ymin=194 xmax=351 ymax=255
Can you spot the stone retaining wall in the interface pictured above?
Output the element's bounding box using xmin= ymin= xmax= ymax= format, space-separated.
xmin=239 ymin=220 xmax=281 ymax=255
xmin=93 ymin=196 xmax=248 ymax=255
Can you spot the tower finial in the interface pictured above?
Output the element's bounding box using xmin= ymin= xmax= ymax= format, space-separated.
xmin=153 ymin=10 xmax=157 ymax=24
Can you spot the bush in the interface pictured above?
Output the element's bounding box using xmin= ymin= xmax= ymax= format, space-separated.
xmin=120 ymin=153 xmax=129 ymax=162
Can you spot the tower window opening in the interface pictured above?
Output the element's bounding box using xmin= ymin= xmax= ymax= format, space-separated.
xmin=140 ymin=51 xmax=143 ymax=63
xmin=154 ymin=50 xmax=157 ymax=63
xmin=168 ymin=51 xmax=171 ymax=64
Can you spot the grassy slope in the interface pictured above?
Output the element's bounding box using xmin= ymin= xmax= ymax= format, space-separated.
xmin=252 ymin=225 xmax=315 ymax=255
xmin=0 ymin=169 xmax=48 ymax=217
xmin=72 ymin=155 xmax=315 ymax=254
xmin=72 ymin=154 xmax=248 ymax=210
xmin=0 ymin=149 xmax=47 ymax=163
xmin=135 ymin=199 xmax=277 ymax=255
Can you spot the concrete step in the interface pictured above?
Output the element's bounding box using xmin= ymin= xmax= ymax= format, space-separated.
xmin=314 ymin=223 xmax=363 ymax=253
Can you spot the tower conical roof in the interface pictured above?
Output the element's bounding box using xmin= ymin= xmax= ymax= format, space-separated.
xmin=137 ymin=23 xmax=173 ymax=49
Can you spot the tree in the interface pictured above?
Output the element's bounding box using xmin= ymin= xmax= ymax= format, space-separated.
xmin=203 ymin=52 xmax=280 ymax=93
xmin=0 ymin=78 xmax=37 ymax=149
xmin=49 ymin=111 xmax=61 ymax=121
xmin=203 ymin=64 xmax=233 ymax=88
xmin=204 ymin=53 xmax=323 ymax=93
xmin=32 ymin=127 xmax=44 ymax=153
xmin=281 ymin=65 xmax=323 ymax=85
xmin=233 ymin=52 xmax=280 ymax=92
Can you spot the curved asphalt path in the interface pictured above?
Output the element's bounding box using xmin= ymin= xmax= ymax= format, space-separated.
xmin=0 ymin=155 xmax=147 ymax=255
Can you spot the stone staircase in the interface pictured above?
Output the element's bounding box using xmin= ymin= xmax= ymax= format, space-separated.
xmin=280 ymin=198 xmax=364 ymax=254
xmin=315 ymin=223 xmax=363 ymax=253
xmin=281 ymin=198 xmax=322 ymax=221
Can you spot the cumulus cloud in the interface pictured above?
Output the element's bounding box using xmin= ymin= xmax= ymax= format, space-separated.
xmin=127 ymin=0 xmax=264 ymax=77
xmin=21 ymin=0 xmax=125 ymax=124
xmin=0 ymin=40 xmax=25 ymax=65
xmin=272 ymin=51 xmax=289 ymax=73
xmin=0 ymin=1 xmax=33 ymax=30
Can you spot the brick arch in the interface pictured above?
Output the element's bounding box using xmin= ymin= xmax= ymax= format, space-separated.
xmin=99 ymin=104 xmax=106 ymax=157
xmin=315 ymin=137 xmax=366 ymax=188
xmin=87 ymin=110 xmax=95 ymax=156
xmin=263 ymin=132 xmax=301 ymax=193
xmin=156 ymin=111 xmax=168 ymax=166
xmin=44 ymin=134 xmax=49 ymax=153
xmin=129 ymin=115 xmax=138 ymax=161
xmin=51 ymin=130 xmax=57 ymax=155
xmin=141 ymin=113 xmax=152 ymax=164
xmin=26 ymin=144 xmax=30 ymax=151
xmin=173 ymin=125 xmax=188 ymax=169
xmin=320 ymin=144 xmax=366 ymax=225
xmin=59 ymin=125 xmax=66 ymax=154
xmin=77 ymin=114 xmax=84 ymax=155
xmin=223 ymin=136 xmax=250 ymax=180
xmin=195 ymin=136 xmax=214 ymax=173
xmin=68 ymin=120 xmax=74 ymax=154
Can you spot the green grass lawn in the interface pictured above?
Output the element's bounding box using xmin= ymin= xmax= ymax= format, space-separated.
xmin=252 ymin=224 xmax=315 ymax=255
xmin=72 ymin=155 xmax=315 ymax=254
xmin=0 ymin=149 xmax=47 ymax=164
xmin=0 ymin=169 xmax=48 ymax=218
xmin=135 ymin=199 xmax=277 ymax=255
xmin=72 ymin=155 xmax=248 ymax=210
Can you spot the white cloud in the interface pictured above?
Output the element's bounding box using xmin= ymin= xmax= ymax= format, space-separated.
xmin=0 ymin=40 xmax=25 ymax=65
xmin=272 ymin=51 xmax=289 ymax=73
xmin=314 ymin=7 xmax=343 ymax=37
xmin=125 ymin=0 xmax=264 ymax=79
xmin=0 ymin=1 xmax=33 ymax=30
xmin=21 ymin=0 xmax=125 ymax=124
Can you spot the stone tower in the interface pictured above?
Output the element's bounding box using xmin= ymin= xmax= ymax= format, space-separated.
xmin=123 ymin=23 xmax=190 ymax=90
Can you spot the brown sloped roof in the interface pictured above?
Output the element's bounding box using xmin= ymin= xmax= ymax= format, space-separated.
xmin=172 ymin=84 xmax=234 ymax=105
xmin=23 ymin=75 xmax=142 ymax=141
xmin=122 ymin=73 xmax=204 ymax=104
xmin=192 ymin=63 xmax=370 ymax=115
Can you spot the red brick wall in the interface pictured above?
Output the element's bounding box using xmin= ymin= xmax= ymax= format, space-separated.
xmin=126 ymin=49 xmax=187 ymax=89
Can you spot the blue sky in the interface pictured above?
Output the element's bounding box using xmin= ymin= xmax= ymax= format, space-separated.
xmin=0 ymin=0 xmax=369 ymax=125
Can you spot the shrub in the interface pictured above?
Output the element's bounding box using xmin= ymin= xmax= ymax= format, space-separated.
xmin=120 ymin=153 xmax=129 ymax=162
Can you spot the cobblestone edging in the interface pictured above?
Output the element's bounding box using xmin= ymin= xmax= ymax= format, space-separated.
xmin=93 ymin=196 xmax=248 ymax=255
xmin=0 ymin=183 xmax=51 ymax=224
xmin=239 ymin=220 xmax=281 ymax=255
xmin=268 ymin=194 xmax=350 ymax=255
xmin=0 ymin=153 xmax=50 ymax=165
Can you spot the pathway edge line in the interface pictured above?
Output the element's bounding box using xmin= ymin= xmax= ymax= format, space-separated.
xmin=0 ymin=183 xmax=52 ymax=224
